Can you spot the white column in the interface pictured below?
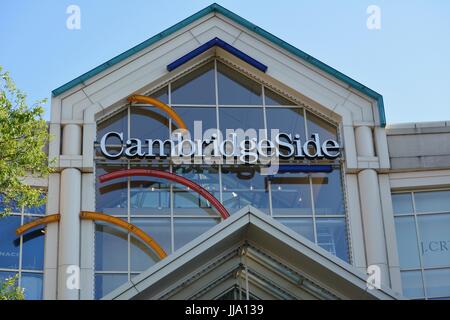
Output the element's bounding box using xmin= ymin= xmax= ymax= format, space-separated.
xmin=57 ymin=124 xmax=82 ymax=299
xmin=355 ymin=125 xmax=389 ymax=287
xmin=358 ymin=169 xmax=389 ymax=285
xmin=62 ymin=124 xmax=82 ymax=155
xmin=58 ymin=168 xmax=81 ymax=299
xmin=355 ymin=125 xmax=375 ymax=157
xmin=43 ymin=173 xmax=60 ymax=300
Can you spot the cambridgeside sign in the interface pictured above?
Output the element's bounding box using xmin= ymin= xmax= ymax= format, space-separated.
xmin=99 ymin=127 xmax=341 ymax=164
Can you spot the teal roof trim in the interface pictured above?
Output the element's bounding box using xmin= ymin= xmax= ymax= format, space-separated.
xmin=52 ymin=3 xmax=386 ymax=126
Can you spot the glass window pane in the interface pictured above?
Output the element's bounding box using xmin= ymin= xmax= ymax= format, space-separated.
xmin=95 ymin=273 xmax=128 ymax=300
xmin=149 ymin=86 xmax=168 ymax=104
xmin=270 ymin=173 xmax=312 ymax=215
xmin=174 ymin=218 xmax=219 ymax=251
xmin=96 ymin=164 xmax=128 ymax=215
xmin=21 ymin=217 xmax=45 ymax=270
xmin=275 ymin=218 xmax=314 ymax=242
xmin=264 ymin=88 xmax=296 ymax=106
xmin=221 ymin=166 xmax=270 ymax=214
xmin=417 ymin=213 xmax=450 ymax=268
xmin=131 ymin=218 xmax=171 ymax=272
xmin=414 ymin=190 xmax=450 ymax=213
xmin=173 ymin=106 xmax=217 ymax=136
xmin=21 ymin=273 xmax=43 ymax=300
xmin=266 ymin=107 xmax=306 ymax=141
xmin=173 ymin=166 xmax=221 ymax=217
xmin=130 ymin=106 xmax=170 ymax=142
xmin=130 ymin=173 xmax=170 ymax=216
xmin=95 ymin=222 xmax=128 ymax=271
xmin=394 ymin=216 xmax=421 ymax=269
xmin=316 ymin=218 xmax=349 ymax=262
xmin=401 ymin=271 xmax=425 ymax=298
xmin=97 ymin=109 xmax=128 ymax=141
xmin=171 ymin=62 xmax=215 ymax=105
xmin=0 ymin=215 xmax=20 ymax=269
xmin=217 ymin=62 xmax=262 ymax=105
xmin=219 ymin=107 xmax=265 ymax=132
xmin=425 ymin=268 xmax=450 ymax=298
xmin=306 ymin=111 xmax=337 ymax=141
xmin=392 ymin=193 xmax=414 ymax=215
xmin=311 ymin=169 xmax=345 ymax=215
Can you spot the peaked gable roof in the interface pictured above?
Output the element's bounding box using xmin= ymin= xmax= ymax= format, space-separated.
xmin=104 ymin=206 xmax=399 ymax=300
xmin=52 ymin=3 xmax=386 ymax=126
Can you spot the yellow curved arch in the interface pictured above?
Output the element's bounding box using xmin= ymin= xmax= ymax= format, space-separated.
xmin=80 ymin=211 xmax=167 ymax=259
xmin=127 ymin=95 xmax=187 ymax=131
xmin=16 ymin=214 xmax=61 ymax=236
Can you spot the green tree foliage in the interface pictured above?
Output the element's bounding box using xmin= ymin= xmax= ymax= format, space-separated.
xmin=0 ymin=66 xmax=51 ymax=215
xmin=0 ymin=275 xmax=24 ymax=300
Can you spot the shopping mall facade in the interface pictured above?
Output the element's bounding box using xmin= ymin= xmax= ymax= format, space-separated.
xmin=2 ymin=4 xmax=450 ymax=300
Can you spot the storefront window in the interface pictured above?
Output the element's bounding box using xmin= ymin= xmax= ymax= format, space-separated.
xmin=266 ymin=107 xmax=306 ymax=141
xmin=306 ymin=111 xmax=337 ymax=142
xmin=131 ymin=218 xmax=171 ymax=271
xmin=277 ymin=218 xmax=314 ymax=242
xmin=172 ymin=62 xmax=215 ymax=105
xmin=174 ymin=218 xmax=220 ymax=251
xmin=271 ymin=172 xmax=312 ymax=215
xmin=94 ymin=273 xmax=128 ymax=300
xmin=94 ymin=59 xmax=348 ymax=298
xmin=311 ymin=170 xmax=345 ymax=215
xmin=96 ymin=109 xmax=128 ymax=142
xmin=95 ymin=223 xmax=128 ymax=271
xmin=130 ymin=106 xmax=170 ymax=142
xmin=395 ymin=216 xmax=421 ymax=269
xmin=173 ymin=166 xmax=221 ymax=217
xmin=217 ymin=62 xmax=262 ymax=105
xmin=221 ymin=166 xmax=270 ymax=214
xmin=130 ymin=175 xmax=171 ymax=216
xmin=0 ymin=196 xmax=46 ymax=300
xmin=316 ymin=218 xmax=349 ymax=262
xmin=393 ymin=190 xmax=450 ymax=299
xmin=219 ymin=107 xmax=265 ymax=132
xmin=264 ymin=88 xmax=295 ymax=106
xmin=173 ymin=106 xmax=217 ymax=135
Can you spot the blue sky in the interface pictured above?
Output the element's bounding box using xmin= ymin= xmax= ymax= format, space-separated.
xmin=1 ymin=0 xmax=449 ymax=124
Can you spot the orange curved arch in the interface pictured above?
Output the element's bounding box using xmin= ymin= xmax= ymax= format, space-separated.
xmin=15 ymin=212 xmax=167 ymax=260
xmin=127 ymin=95 xmax=187 ymax=131
xmin=80 ymin=211 xmax=167 ymax=259
xmin=16 ymin=214 xmax=61 ymax=236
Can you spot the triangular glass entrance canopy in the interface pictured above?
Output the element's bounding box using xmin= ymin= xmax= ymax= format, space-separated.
xmin=103 ymin=206 xmax=398 ymax=300
xmin=216 ymin=287 xmax=259 ymax=300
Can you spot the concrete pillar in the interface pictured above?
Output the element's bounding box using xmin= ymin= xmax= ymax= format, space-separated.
xmin=355 ymin=125 xmax=375 ymax=157
xmin=358 ymin=169 xmax=389 ymax=285
xmin=355 ymin=126 xmax=389 ymax=287
xmin=58 ymin=168 xmax=81 ymax=299
xmin=62 ymin=124 xmax=82 ymax=155
xmin=57 ymin=124 xmax=82 ymax=299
